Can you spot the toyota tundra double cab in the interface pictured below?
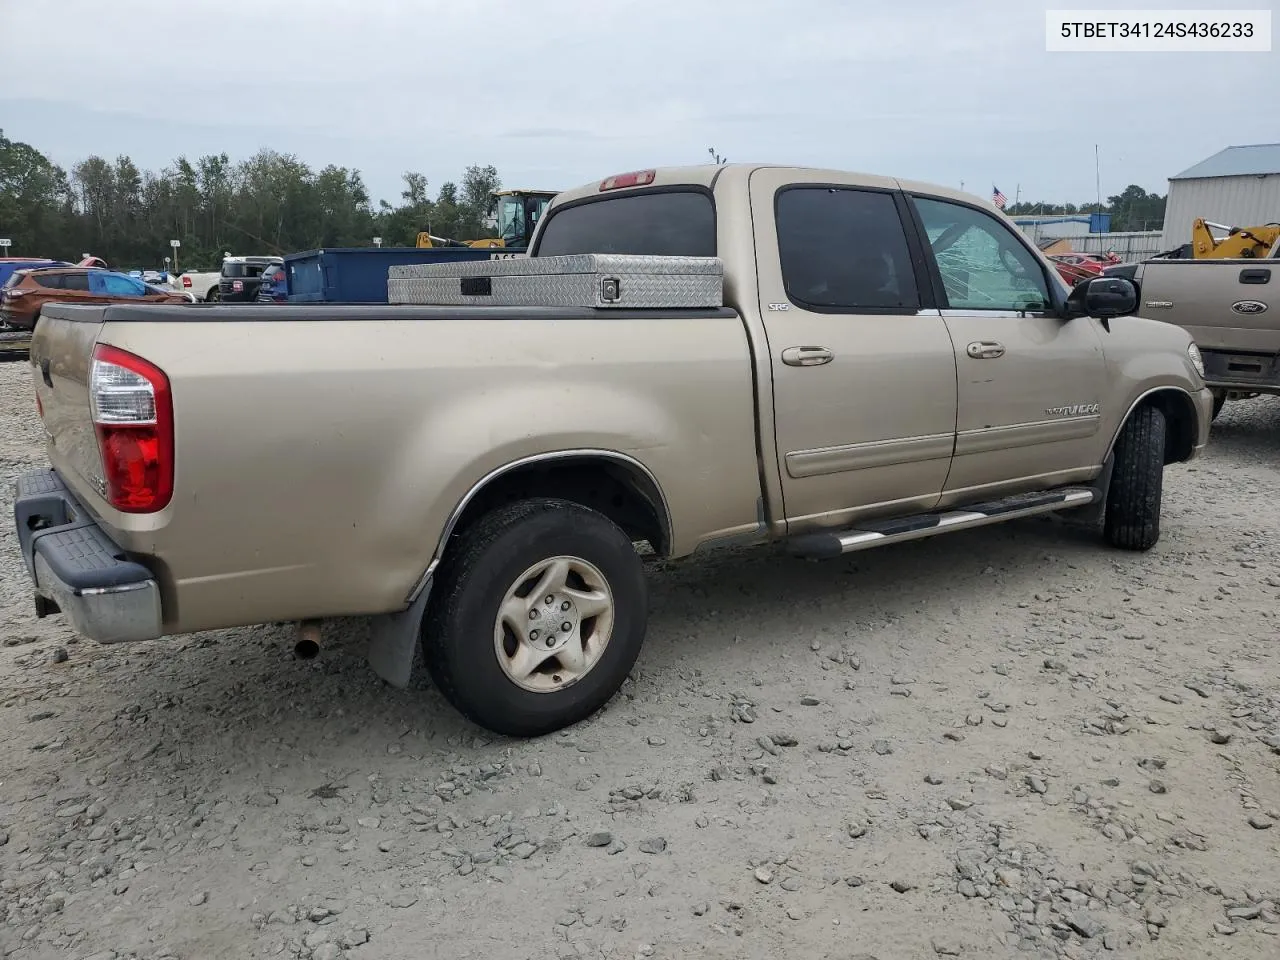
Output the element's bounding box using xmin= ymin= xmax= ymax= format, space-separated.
xmin=13 ymin=163 xmax=1212 ymax=737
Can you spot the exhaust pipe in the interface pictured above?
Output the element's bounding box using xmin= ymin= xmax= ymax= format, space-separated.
xmin=294 ymin=619 xmax=322 ymax=660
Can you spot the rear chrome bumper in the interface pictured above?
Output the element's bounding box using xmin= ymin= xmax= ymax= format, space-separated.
xmin=13 ymin=468 xmax=163 ymax=643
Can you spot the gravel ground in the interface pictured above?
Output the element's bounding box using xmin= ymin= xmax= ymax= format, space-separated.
xmin=2 ymin=356 xmax=1279 ymax=960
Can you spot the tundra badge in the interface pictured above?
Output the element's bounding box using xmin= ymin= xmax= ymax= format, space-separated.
xmin=1045 ymin=403 xmax=1100 ymax=417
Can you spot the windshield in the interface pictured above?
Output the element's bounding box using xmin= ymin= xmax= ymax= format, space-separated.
xmin=497 ymin=195 xmax=526 ymax=245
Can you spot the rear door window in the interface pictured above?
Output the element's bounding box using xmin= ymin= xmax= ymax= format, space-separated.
xmin=534 ymin=189 xmax=716 ymax=257
xmin=61 ymin=273 xmax=91 ymax=291
xmin=774 ymin=186 xmax=922 ymax=312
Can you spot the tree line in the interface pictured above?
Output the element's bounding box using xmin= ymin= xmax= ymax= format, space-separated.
xmin=0 ymin=128 xmax=502 ymax=270
xmin=1002 ymin=184 xmax=1168 ymax=233
xmin=1 ymin=127 xmax=1173 ymax=269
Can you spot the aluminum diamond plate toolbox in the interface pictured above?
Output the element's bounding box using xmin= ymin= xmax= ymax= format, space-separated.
xmin=387 ymin=253 xmax=724 ymax=309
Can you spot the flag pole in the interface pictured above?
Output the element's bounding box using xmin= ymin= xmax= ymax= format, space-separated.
xmin=1095 ymin=145 xmax=1102 ymax=211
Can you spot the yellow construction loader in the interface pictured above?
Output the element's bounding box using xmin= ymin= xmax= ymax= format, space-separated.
xmin=1190 ymin=218 xmax=1280 ymax=258
xmin=416 ymin=189 xmax=559 ymax=250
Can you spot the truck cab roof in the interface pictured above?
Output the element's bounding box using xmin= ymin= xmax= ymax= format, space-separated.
xmin=548 ymin=163 xmax=994 ymax=213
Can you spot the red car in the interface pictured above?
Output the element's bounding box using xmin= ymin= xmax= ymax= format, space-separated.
xmin=1048 ymin=253 xmax=1110 ymax=287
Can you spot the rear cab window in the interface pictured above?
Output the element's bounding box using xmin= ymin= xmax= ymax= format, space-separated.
xmin=774 ymin=186 xmax=922 ymax=312
xmin=222 ymin=260 xmax=273 ymax=279
xmin=533 ymin=189 xmax=716 ymax=258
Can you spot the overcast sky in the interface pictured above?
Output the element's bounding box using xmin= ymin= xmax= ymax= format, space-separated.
xmin=2 ymin=0 xmax=1275 ymax=206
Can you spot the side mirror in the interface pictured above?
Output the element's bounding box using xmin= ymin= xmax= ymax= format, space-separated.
xmin=1065 ymin=276 xmax=1138 ymax=320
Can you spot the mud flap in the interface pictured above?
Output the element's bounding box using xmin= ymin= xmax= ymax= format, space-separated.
xmin=366 ymin=578 xmax=432 ymax=688
xmin=1063 ymin=454 xmax=1114 ymax=530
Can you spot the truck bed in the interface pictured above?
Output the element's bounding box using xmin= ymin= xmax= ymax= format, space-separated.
xmin=30 ymin=301 xmax=761 ymax=635
xmin=47 ymin=302 xmax=741 ymax=324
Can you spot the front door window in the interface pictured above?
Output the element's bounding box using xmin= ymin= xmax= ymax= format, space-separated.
xmin=913 ymin=197 xmax=1050 ymax=311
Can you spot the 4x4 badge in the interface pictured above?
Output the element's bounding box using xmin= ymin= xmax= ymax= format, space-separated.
xmin=1231 ymin=299 xmax=1268 ymax=316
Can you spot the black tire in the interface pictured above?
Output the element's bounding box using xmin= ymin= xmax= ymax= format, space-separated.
xmin=422 ymin=498 xmax=648 ymax=737
xmin=205 ymin=288 xmax=220 ymax=302
xmin=1210 ymin=390 xmax=1226 ymax=422
xmin=1103 ymin=404 xmax=1167 ymax=551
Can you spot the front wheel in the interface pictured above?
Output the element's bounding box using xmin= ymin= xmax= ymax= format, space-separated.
xmin=422 ymin=498 xmax=648 ymax=737
xmin=1104 ymin=404 xmax=1167 ymax=551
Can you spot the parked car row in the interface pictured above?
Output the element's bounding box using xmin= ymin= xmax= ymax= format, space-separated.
xmin=0 ymin=263 xmax=194 ymax=359
xmin=220 ymin=255 xmax=283 ymax=302
xmin=167 ymin=256 xmax=285 ymax=303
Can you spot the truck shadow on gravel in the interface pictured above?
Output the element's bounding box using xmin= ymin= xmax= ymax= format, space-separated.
xmin=53 ymin=511 xmax=1139 ymax=763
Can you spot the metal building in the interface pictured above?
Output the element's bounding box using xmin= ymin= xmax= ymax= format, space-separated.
xmin=1161 ymin=143 xmax=1280 ymax=250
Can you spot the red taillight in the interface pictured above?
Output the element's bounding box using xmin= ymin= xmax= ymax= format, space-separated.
xmin=269 ymin=269 xmax=284 ymax=283
xmin=90 ymin=343 xmax=174 ymax=513
xmin=599 ymin=170 xmax=656 ymax=191
xmin=181 ymin=275 xmax=192 ymax=288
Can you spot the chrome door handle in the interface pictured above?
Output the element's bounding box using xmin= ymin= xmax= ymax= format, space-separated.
xmin=781 ymin=345 xmax=834 ymax=367
xmin=966 ymin=340 xmax=1005 ymax=359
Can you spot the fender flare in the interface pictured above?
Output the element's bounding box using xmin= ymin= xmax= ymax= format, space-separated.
xmin=1102 ymin=385 xmax=1200 ymax=464
xmin=366 ymin=448 xmax=672 ymax=689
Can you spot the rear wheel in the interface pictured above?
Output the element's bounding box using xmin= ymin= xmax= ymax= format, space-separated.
xmin=1103 ymin=404 xmax=1167 ymax=551
xmin=205 ymin=288 xmax=220 ymax=302
xmin=422 ymin=498 xmax=648 ymax=737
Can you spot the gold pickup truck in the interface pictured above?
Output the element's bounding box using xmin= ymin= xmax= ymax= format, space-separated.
xmin=12 ymin=164 xmax=1212 ymax=737
xmin=1105 ymin=242 xmax=1279 ymax=420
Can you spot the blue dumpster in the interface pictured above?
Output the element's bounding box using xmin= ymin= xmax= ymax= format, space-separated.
xmin=285 ymin=247 xmax=512 ymax=304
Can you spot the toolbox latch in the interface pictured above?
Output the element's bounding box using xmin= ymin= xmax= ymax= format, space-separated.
xmin=600 ymin=277 xmax=621 ymax=302
xmin=460 ymin=276 xmax=492 ymax=297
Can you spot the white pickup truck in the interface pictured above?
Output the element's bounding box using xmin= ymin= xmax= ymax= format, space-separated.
xmin=172 ymin=267 xmax=221 ymax=301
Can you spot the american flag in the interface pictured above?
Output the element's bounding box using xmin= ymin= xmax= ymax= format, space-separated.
xmin=992 ymin=185 xmax=1008 ymax=210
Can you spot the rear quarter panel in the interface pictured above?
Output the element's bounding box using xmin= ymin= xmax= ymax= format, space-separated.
xmin=87 ymin=311 xmax=762 ymax=634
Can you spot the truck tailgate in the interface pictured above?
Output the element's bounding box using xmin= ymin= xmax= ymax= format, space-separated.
xmin=30 ymin=304 xmax=110 ymax=513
